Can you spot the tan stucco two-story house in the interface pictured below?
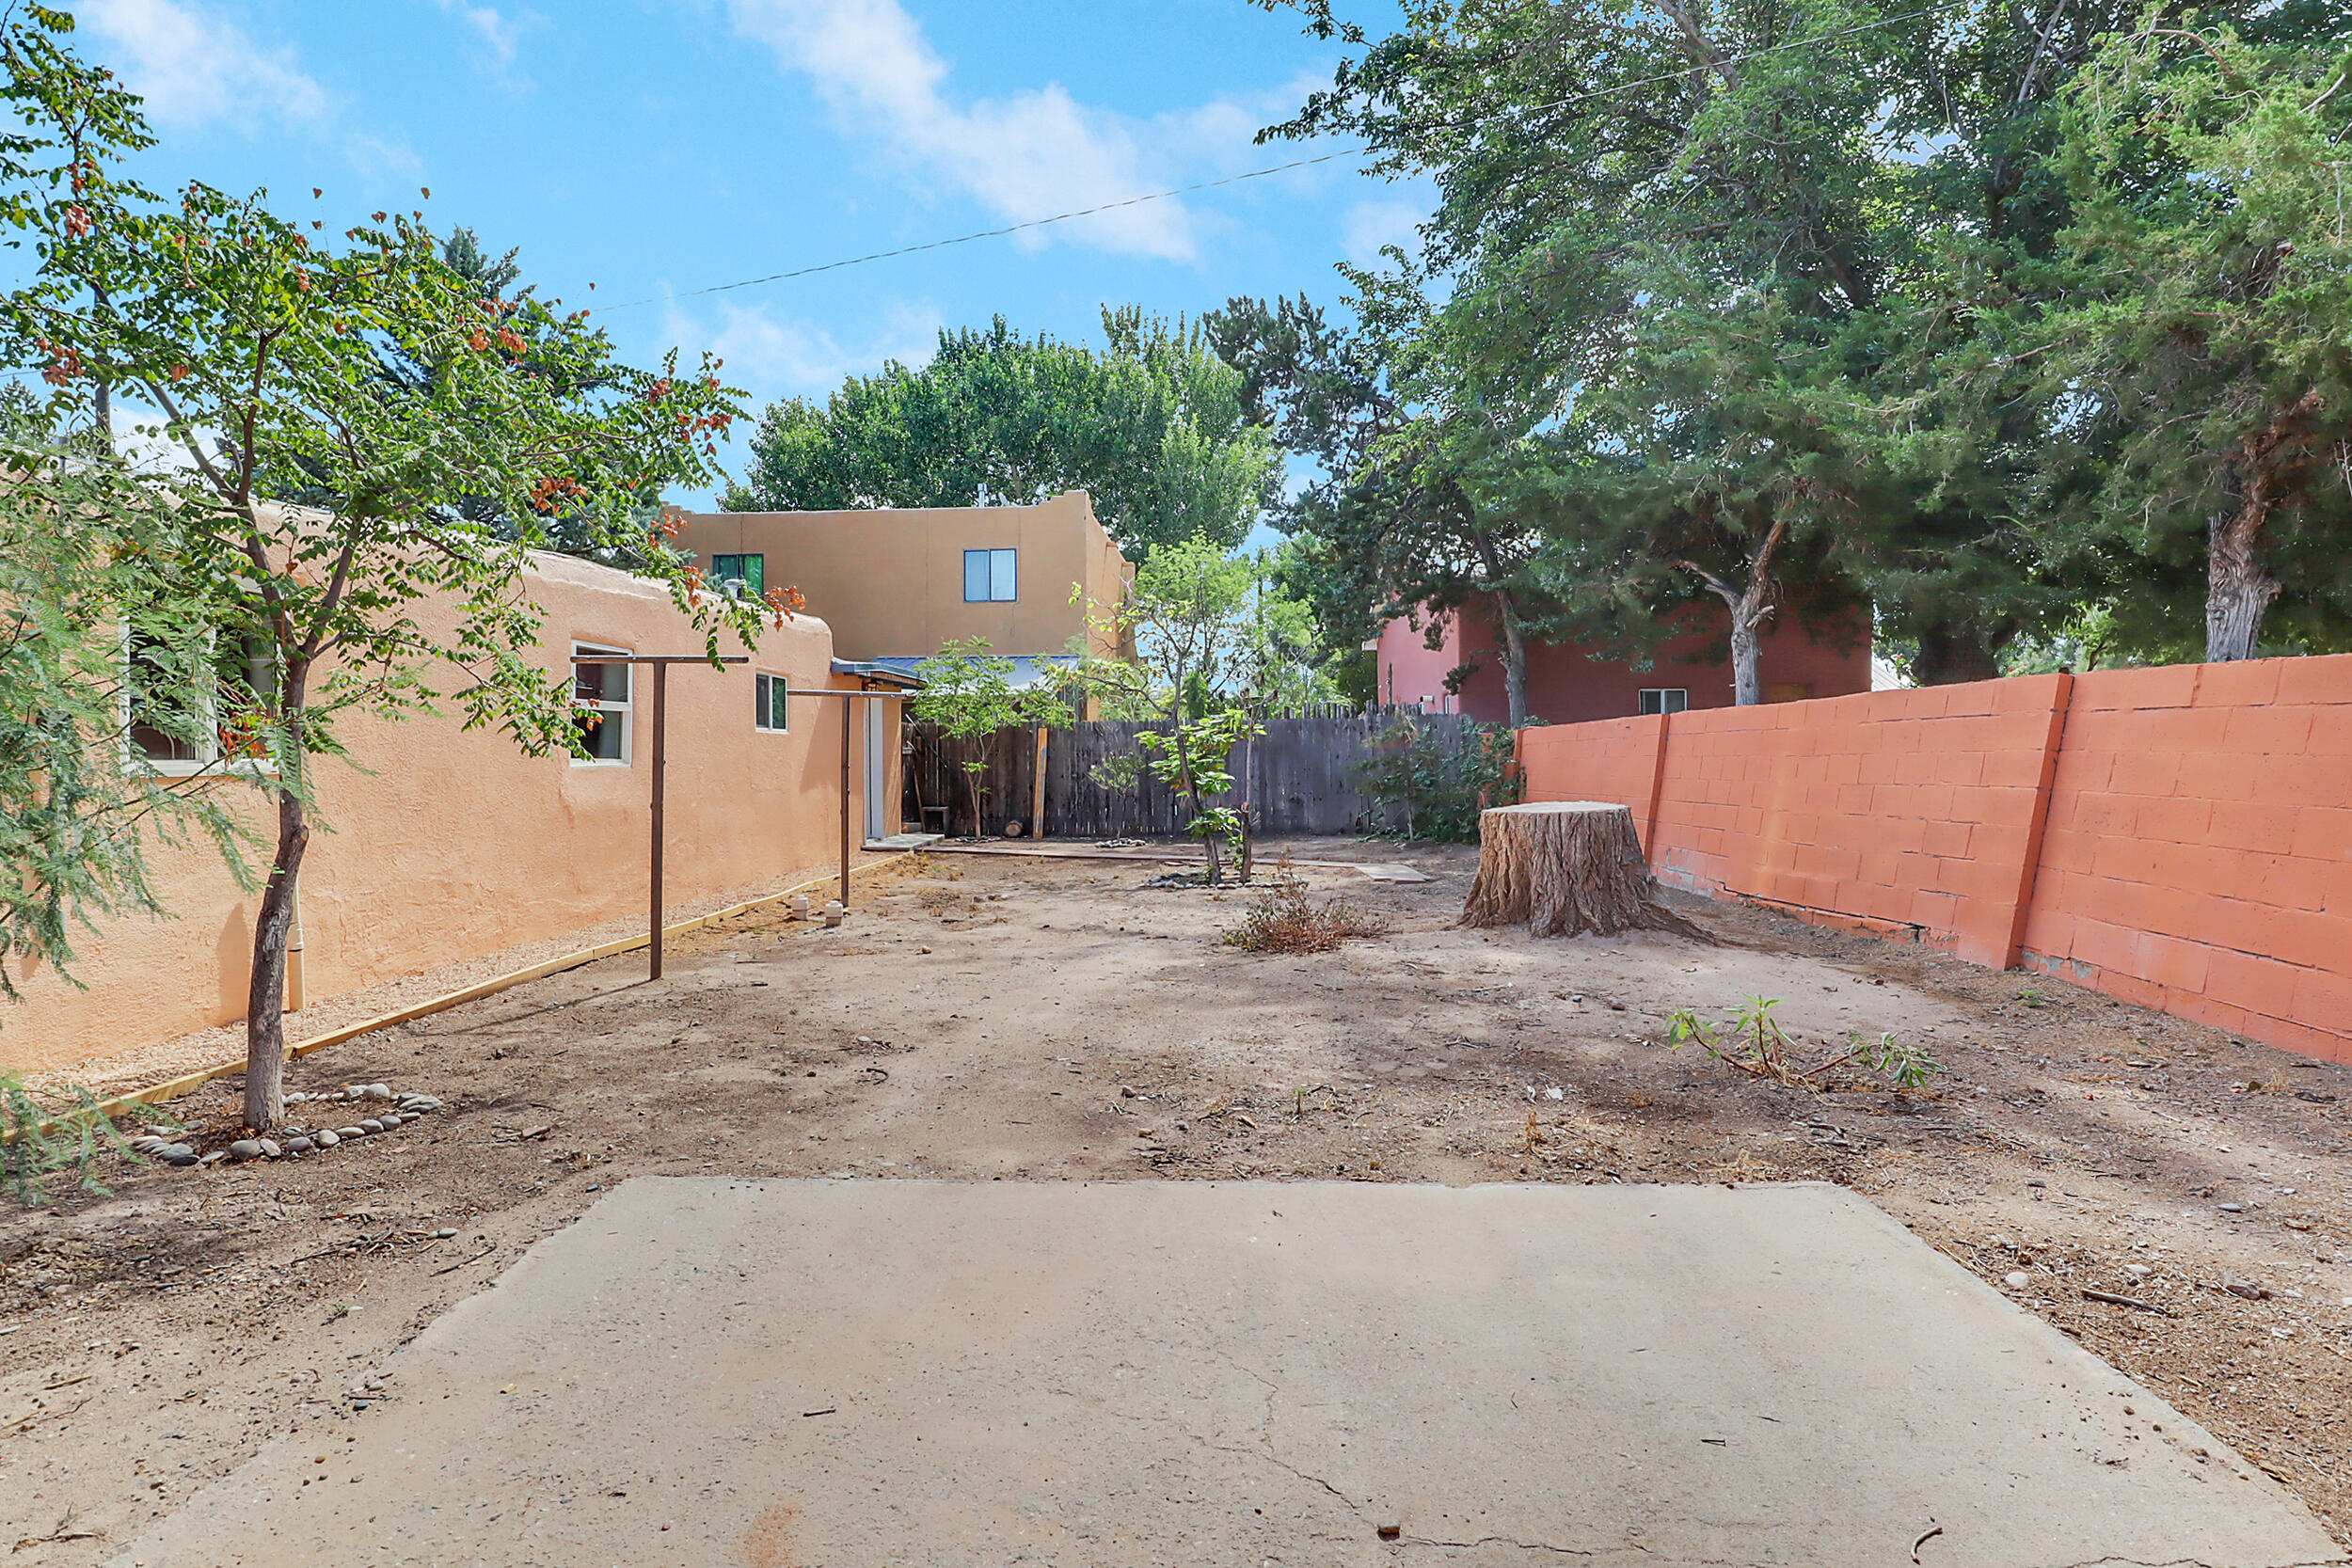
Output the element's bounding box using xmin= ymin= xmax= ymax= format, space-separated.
xmin=670 ymin=490 xmax=1135 ymax=686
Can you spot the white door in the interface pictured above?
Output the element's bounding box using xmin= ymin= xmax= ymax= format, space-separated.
xmin=865 ymin=700 xmax=890 ymax=841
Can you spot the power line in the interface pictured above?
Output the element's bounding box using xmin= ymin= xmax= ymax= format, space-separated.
xmin=601 ymin=0 xmax=1963 ymax=313
xmin=599 ymin=151 xmax=1353 ymax=311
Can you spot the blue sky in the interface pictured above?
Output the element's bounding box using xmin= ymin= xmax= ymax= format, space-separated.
xmin=62 ymin=0 xmax=1422 ymax=519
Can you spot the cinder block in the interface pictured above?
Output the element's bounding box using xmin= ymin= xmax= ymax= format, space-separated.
xmin=2290 ymin=964 xmax=2352 ymax=1029
xmin=2074 ymin=662 xmax=2200 ymax=712
xmin=2137 ymin=931 xmax=2214 ymax=993
xmin=2275 ymin=653 xmax=2352 ymax=707
xmin=2195 ymin=658 xmax=2284 ymax=709
xmin=2251 ymin=905 xmax=2352 ymax=973
xmin=2236 ymin=853 xmax=2340 ymax=914
xmin=2204 ymin=945 xmax=2288 ymax=1008
xmin=2098 ymin=971 xmax=2168 ymax=1010
xmin=2206 ymin=801 xmax=2299 ymax=856
xmin=2106 ymin=750 xmax=2181 ymax=797
xmin=2218 ymin=704 xmax=2314 ymax=758
xmin=2307 ymin=707 xmax=2352 ymax=757
xmin=2130 ymin=795 xmax=2212 ymax=845
xmin=2289 ymin=806 xmax=2352 ymax=863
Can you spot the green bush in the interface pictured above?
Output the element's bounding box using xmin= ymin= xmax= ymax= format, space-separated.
xmin=1355 ymin=717 xmax=1521 ymax=842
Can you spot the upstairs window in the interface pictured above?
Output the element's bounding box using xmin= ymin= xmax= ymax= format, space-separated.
xmin=710 ymin=553 xmax=764 ymax=596
xmin=572 ymin=642 xmax=632 ymax=764
xmin=755 ymin=671 xmax=789 ymax=733
xmin=1637 ymin=689 xmax=1689 ymax=716
xmin=963 ymin=547 xmax=1016 ymax=602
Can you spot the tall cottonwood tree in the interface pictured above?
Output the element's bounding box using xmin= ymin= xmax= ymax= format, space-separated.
xmin=726 ymin=309 xmax=1279 ymax=559
xmin=7 ymin=17 xmax=757 ymax=1129
xmin=1258 ymin=0 xmax=2343 ymax=679
xmin=1208 ymin=285 xmax=1563 ymax=724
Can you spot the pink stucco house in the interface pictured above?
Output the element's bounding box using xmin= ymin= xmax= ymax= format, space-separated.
xmin=1374 ymin=600 xmax=1871 ymax=722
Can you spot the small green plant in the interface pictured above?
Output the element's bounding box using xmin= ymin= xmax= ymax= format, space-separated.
xmin=1841 ymin=1031 xmax=1943 ymax=1091
xmin=1 ymin=1075 xmax=171 ymax=1204
xmin=2016 ymin=987 xmax=2044 ymax=1008
xmin=1664 ymin=998 xmax=1941 ymax=1092
xmin=1666 ymin=995 xmax=1797 ymax=1082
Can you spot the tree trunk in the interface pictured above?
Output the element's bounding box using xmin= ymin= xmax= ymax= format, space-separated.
xmin=2206 ymin=507 xmax=2281 ymax=662
xmin=243 ymin=787 xmax=309 ymax=1131
xmin=1912 ymin=625 xmax=2004 ymax=686
xmin=1728 ymin=588 xmax=1767 ymax=706
xmin=1459 ymin=802 xmax=1706 ymax=939
xmin=1496 ymin=594 xmax=1530 ymax=727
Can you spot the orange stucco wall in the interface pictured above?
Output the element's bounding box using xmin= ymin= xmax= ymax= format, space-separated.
xmin=1515 ymin=656 xmax=2352 ymax=1063
xmin=1376 ymin=601 xmax=1870 ymax=722
xmin=672 ymin=490 xmax=1133 ymax=661
xmin=2 ymin=551 xmax=898 ymax=1076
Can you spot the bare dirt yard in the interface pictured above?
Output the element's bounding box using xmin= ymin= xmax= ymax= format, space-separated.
xmin=6 ymin=838 xmax=2351 ymax=1558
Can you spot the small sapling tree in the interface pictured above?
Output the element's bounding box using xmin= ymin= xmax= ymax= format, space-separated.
xmin=909 ymin=639 xmax=1074 ymax=836
xmin=6 ymin=20 xmax=759 ymax=1130
xmin=1134 ymin=705 xmax=1263 ymax=884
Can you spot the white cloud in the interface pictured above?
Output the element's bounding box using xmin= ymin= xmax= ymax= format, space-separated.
xmin=1341 ymin=197 xmax=1429 ymax=266
xmin=436 ymin=0 xmax=541 ymax=87
xmin=78 ymin=0 xmax=329 ymax=128
xmin=720 ymin=0 xmax=1197 ymax=261
xmin=660 ymin=295 xmax=945 ymax=400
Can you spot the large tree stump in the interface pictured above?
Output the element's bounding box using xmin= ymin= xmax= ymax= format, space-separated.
xmin=1459 ymin=801 xmax=1706 ymax=939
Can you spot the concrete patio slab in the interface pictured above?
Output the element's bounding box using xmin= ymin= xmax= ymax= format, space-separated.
xmin=115 ymin=1180 xmax=2342 ymax=1568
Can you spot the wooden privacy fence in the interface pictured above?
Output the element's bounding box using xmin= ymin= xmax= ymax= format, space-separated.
xmin=900 ymin=709 xmax=1479 ymax=840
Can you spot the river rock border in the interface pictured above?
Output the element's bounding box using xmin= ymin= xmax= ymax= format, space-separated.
xmin=125 ymin=1085 xmax=447 ymax=1168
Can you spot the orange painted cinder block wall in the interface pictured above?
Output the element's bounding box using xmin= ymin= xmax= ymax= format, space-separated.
xmin=1516 ymin=655 xmax=2352 ymax=1064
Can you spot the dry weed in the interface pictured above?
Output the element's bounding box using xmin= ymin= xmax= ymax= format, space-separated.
xmin=1223 ymin=878 xmax=1391 ymax=955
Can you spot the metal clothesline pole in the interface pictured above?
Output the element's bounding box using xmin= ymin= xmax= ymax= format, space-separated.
xmin=573 ymin=654 xmax=748 ymax=981
xmin=784 ymin=687 xmax=905 ymax=910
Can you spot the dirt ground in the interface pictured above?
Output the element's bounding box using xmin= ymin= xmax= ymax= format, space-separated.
xmin=6 ymin=838 xmax=2351 ymax=1558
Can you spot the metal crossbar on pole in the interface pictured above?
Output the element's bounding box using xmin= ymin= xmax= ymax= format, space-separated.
xmin=572 ymin=654 xmax=748 ymax=981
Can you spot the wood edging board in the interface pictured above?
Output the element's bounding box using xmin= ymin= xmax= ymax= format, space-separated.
xmin=12 ymin=853 xmax=911 ymax=1139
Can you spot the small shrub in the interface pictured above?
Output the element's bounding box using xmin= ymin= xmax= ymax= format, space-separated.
xmin=1664 ymin=998 xmax=1942 ymax=1092
xmin=1225 ymin=878 xmax=1390 ymax=954
xmin=1355 ymin=717 xmax=1521 ymax=842
xmin=2 ymin=1075 xmax=170 ymax=1205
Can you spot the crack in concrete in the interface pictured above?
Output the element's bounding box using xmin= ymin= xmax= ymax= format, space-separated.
xmin=1402 ymin=1533 xmax=1603 ymax=1556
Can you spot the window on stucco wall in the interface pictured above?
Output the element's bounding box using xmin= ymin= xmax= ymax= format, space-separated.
xmin=572 ymin=642 xmax=633 ymax=763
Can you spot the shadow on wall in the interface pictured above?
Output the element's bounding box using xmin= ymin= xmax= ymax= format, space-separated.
xmin=215 ymin=905 xmax=251 ymax=1022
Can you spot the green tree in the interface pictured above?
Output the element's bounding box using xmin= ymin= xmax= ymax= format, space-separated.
xmin=1256 ymin=0 xmax=2337 ymax=683
xmin=907 ymin=639 xmax=1074 ymax=836
xmin=4 ymin=14 xmax=756 ymax=1129
xmin=0 ymin=388 xmax=252 ymax=1002
xmin=723 ymin=308 xmax=1280 ymax=558
xmin=2023 ymin=26 xmax=2352 ymax=661
xmin=1208 ymin=285 xmax=1567 ymax=724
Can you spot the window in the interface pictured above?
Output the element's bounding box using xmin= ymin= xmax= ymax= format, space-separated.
xmin=1638 ymin=689 xmax=1690 ymax=716
xmin=963 ymin=547 xmax=1016 ymax=602
xmin=572 ymin=642 xmax=632 ymax=764
xmin=126 ymin=628 xmax=278 ymax=775
xmin=710 ymin=553 xmax=764 ymax=596
xmin=755 ymin=671 xmax=789 ymax=733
